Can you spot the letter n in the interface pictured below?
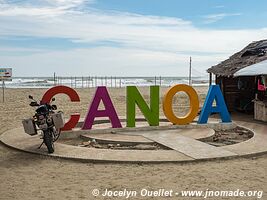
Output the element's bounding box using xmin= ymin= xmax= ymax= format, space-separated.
xmin=82 ymin=86 xmax=122 ymax=129
xmin=127 ymin=86 xmax=159 ymax=127
xmin=198 ymin=85 xmax=231 ymax=124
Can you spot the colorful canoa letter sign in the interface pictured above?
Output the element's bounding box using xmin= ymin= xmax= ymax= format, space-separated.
xmin=41 ymin=84 xmax=231 ymax=131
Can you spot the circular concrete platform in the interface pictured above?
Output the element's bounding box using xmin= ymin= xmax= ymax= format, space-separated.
xmin=1 ymin=120 xmax=266 ymax=163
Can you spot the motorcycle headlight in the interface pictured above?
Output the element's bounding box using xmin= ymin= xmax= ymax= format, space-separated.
xmin=47 ymin=117 xmax=53 ymax=124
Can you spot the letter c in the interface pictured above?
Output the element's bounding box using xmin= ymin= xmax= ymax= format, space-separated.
xmin=41 ymin=86 xmax=80 ymax=131
xmin=163 ymin=84 xmax=199 ymax=125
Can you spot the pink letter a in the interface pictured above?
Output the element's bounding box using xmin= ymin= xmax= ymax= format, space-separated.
xmin=82 ymin=86 xmax=122 ymax=129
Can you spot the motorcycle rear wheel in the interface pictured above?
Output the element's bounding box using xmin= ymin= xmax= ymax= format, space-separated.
xmin=43 ymin=131 xmax=54 ymax=153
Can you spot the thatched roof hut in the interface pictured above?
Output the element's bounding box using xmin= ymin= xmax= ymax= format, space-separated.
xmin=207 ymin=39 xmax=267 ymax=113
xmin=208 ymin=39 xmax=267 ymax=77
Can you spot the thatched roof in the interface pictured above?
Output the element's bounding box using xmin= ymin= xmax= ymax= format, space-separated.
xmin=207 ymin=39 xmax=267 ymax=76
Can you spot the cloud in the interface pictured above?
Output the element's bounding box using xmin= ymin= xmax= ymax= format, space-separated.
xmin=0 ymin=0 xmax=94 ymax=17
xmin=0 ymin=1 xmax=266 ymax=76
xmin=0 ymin=6 xmax=264 ymax=54
xmin=214 ymin=5 xmax=225 ymax=9
xmin=203 ymin=13 xmax=242 ymax=24
xmin=1 ymin=47 xmax=228 ymax=76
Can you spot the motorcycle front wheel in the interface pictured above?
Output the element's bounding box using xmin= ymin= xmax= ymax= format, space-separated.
xmin=53 ymin=128 xmax=61 ymax=142
xmin=43 ymin=131 xmax=54 ymax=153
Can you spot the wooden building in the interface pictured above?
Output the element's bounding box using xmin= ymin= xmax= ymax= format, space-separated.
xmin=207 ymin=39 xmax=267 ymax=113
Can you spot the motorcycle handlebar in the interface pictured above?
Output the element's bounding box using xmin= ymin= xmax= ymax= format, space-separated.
xmin=30 ymin=102 xmax=40 ymax=107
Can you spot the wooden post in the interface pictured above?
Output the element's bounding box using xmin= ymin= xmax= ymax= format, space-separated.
xmin=209 ymin=73 xmax=212 ymax=86
xmin=221 ymin=77 xmax=224 ymax=96
xmin=111 ymin=76 xmax=113 ymax=88
xmin=159 ymin=76 xmax=162 ymax=86
xmin=70 ymin=76 xmax=72 ymax=88
xmin=189 ymin=56 xmax=192 ymax=86
xmin=53 ymin=72 xmax=56 ymax=86
xmin=154 ymin=76 xmax=157 ymax=85
xmin=2 ymin=80 xmax=5 ymax=103
xmin=82 ymin=76 xmax=84 ymax=88
xmin=255 ymin=76 xmax=258 ymax=100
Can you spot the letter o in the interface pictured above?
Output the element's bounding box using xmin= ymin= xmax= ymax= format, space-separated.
xmin=163 ymin=84 xmax=199 ymax=125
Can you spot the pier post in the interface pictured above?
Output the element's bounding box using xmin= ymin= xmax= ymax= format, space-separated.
xmin=82 ymin=76 xmax=84 ymax=88
xmin=53 ymin=72 xmax=56 ymax=86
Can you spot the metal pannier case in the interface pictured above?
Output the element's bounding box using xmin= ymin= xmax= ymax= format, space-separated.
xmin=22 ymin=118 xmax=37 ymax=135
xmin=52 ymin=112 xmax=65 ymax=129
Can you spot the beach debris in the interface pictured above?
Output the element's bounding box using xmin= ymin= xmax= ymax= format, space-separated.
xmin=212 ymin=136 xmax=219 ymax=142
xmin=76 ymin=141 xmax=167 ymax=150
xmin=134 ymin=144 xmax=157 ymax=150
xmin=93 ymin=144 xmax=102 ymax=149
xmin=91 ymin=139 xmax=97 ymax=145
xmin=82 ymin=141 xmax=91 ymax=146
xmin=200 ymin=126 xmax=253 ymax=147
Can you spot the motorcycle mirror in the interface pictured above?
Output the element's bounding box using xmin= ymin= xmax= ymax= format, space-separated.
xmin=29 ymin=95 xmax=33 ymax=99
xmin=30 ymin=102 xmax=39 ymax=107
xmin=52 ymin=105 xmax=57 ymax=110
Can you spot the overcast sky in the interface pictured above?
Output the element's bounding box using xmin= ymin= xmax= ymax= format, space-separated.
xmin=0 ymin=0 xmax=267 ymax=77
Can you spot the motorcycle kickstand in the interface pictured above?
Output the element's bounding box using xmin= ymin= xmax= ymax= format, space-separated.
xmin=37 ymin=142 xmax=44 ymax=149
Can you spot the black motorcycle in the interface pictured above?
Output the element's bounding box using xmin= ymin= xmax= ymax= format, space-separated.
xmin=26 ymin=95 xmax=63 ymax=153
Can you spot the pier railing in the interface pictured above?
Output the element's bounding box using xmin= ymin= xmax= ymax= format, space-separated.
xmin=54 ymin=76 xmax=165 ymax=88
xmin=5 ymin=76 xmax=210 ymax=88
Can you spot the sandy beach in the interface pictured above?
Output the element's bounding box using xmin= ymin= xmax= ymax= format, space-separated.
xmin=1 ymin=87 xmax=266 ymax=200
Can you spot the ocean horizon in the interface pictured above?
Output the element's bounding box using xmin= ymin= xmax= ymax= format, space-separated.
xmin=4 ymin=76 xmax=210 ymax=88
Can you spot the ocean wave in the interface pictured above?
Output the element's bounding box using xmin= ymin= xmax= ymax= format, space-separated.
xmin=5 ymin=77 xmax=209 ymax=88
